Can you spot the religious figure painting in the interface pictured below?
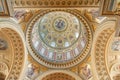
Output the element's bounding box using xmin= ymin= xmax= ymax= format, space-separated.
xmin=112 ymin=39 xmax=120 ymax=51
xmin=0 ymin=38 xmax=7 ymax=50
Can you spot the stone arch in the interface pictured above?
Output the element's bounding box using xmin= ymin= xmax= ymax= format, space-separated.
xmin=42 ymin=73 xmax=75 ymax=80
xmin=0 ymin=18 xmax=27 ymax=80
xmin=91 ymin=19 xmax=116 ymax=80
xmin=35 ymin=70 xmax=82 ymax=80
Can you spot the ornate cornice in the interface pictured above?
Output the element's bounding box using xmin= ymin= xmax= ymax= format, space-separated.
xmin=12 ymin=0 xmax=100 ymax=8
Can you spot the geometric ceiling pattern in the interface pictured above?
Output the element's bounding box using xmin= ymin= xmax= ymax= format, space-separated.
xmin=0 ymin=0 xmax=120 ymax=80
xmin=41 ymin=73 xmax=75 ymax=80
xmin=26 ymin=9 xmax=92 ymax=68
xmin=0 ymin=22 xmax=26 ymax=80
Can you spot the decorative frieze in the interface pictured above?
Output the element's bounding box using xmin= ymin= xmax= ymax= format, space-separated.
xmin=12 ymin=0 xmax=100 ymax=8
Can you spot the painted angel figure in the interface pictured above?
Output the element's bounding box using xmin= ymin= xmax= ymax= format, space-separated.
xmin=81 ymin=65 xmax=92 ymax=80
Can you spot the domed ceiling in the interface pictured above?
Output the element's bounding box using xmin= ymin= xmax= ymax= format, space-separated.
xmin=26 ymin=9 xmax=92 ymax=68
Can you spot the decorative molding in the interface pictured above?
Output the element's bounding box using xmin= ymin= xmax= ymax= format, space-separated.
xmin=91 ymin=20 xmax=116 ymax=80
xmin=0 ymin=19 xmax=27 ymax=80
xmin=1 ymin=28 xmax=24 ymax=80
xmin=42 ymin=72 xmax=75 ymax=80
xmin=12 ymin=0 xmax=100 ymax=8
xmin=35 ymin=70 xmax=82 ymax=80
xmin=95 ymin=28 xmax=113 ymax=80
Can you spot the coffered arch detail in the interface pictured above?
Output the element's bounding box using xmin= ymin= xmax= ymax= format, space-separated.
xmin=91 ymin=20 xmax=116 ymax=80
xmin=0 ymin=19 xmax=27 ymax=80
xmin=35 ymin=70 xmax=82 ymax=80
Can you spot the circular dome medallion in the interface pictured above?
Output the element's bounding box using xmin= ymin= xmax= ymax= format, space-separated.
xmin=26 ymin=10 xmax=92 ymax=68
xmin=39 ymin=12 xmax=81 ymax=50
xmin=54 ymin=17 xmax=67 ymax=31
